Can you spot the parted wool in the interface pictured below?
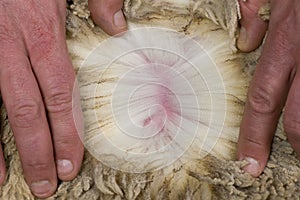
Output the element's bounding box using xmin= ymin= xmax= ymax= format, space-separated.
xmin=0 ymin=1 xmax=299 ymax=200
xmin=72 ymin=24 xmax=247 ymax=174
xmin=66 ymin=1 xmax=249 ymax=196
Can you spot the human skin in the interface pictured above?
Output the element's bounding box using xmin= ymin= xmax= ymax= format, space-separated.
xmin=0 ymin=0 xmax=126 ymax=198
xmin=237 ymin=0 xmax=300 ymax=177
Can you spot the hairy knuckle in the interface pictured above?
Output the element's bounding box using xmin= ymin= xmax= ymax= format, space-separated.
xmin=27 ymin=14 xmax=63 ymax=60
xmin=10 ymin=99 xmax=42 ymax=128
xmin=247 ymin=85 xmax=277 ymax=115
xmin=29 ymin=27 xmax=56 ymax=58
xmin=32 ymin=27 xmax=55 ymax=47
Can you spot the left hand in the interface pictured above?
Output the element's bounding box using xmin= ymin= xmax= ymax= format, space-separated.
xmin=237 ymin=0 xmax=300 ymax=177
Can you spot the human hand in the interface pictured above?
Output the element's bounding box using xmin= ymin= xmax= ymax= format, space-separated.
xmin=237 ymin=0 xmax=300 ymax=177
xmin=0 ymin=0 xmax=126 ymax=198
xmin=0 ymin=0 xmax=84 ymax=198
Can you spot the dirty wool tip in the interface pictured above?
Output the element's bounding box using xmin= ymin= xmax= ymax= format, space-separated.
xmin=76 ymin=27 xmax=228 ymax=173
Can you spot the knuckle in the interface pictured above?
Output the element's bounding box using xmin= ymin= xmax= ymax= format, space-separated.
xmin=269 ymin=27 xmax=292 ymax=55
xmin=0 ymin=19 xmax=17 ymax=45
xmin=0 ymin=23 xmax=12 ymax=42
xmin=46 ymin=84 xmax=73 ymax=114
xmin=10 ymin=99 xmax=42 ymax=128
xmin=25 ymin=161 xmax=51 ymax=172
xmin=27 ymin=15 xmax=63 ymax=60
xmin=247 ymin=85 xmax=277 ymax=115
xmin=56 ymin=134 xmax=81 ymax=149
xmin=283 ymin=114 xmax=300 ymax=137
xmin=242 ymin=134 xmax=265 ymax=147
xmin=29 ymin=26 xmax=57 ymax=58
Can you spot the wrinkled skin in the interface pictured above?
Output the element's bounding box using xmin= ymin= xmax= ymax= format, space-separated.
xmin=0 ymin=0 xmax=125 ymax=198
xmin=237 ymin=0 xmax=300 ymax=177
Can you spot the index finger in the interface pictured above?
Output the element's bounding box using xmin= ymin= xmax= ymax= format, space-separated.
xmin=237 ymin=25 xmax=294 ymax=177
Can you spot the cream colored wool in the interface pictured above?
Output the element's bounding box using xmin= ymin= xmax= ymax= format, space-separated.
xmin=0 ymin=0 xmax=299 ymax=199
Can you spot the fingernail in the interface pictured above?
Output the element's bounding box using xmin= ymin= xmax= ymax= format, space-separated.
xmin=30 ymin=180 xmax=52 ymax=196
xmin=243 ymin=157 xmax=261 ymax=177
xmin=57 ymin=159 xmax=73 ymax=175
xmin=113 ymin=10 xmax=127 ymax=28
xmin=237 ymin=26 xmax=248 ymax=49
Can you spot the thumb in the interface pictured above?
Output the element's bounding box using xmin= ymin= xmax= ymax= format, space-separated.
xmin=238 ymin=0 xmax=269 ymax=52
xmin=88 ymin=0 xmax=127 ymax=36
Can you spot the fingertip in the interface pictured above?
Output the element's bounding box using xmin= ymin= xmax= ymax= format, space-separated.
xmin=57 ymin=159 xmax=76 ymax=181
xmin=237 ymin=26 xmax=252 ymax=52
xmin=89 ymin=0 xmax=127 ymax=36
xmin=237 ymin=21 xmax=268 ymax=52
xmin=239 ymin=157 xmax=263 ymax=177
xmin=237 ymin=137 xmax=268 ymax=177
xmin=56 ymin=145 xmax=84 ymax=181
xmin=56 ymin=138 xmax=84 ymax=181
xmin=237 ymin=0 xmax=269 ymax=52
xmin=91 ymin=9 xmax=127 ymax=36
xmin=113 ymin=10 xmax=127 ymax=30
xmin=237 ymin=125 xmax=270 ymax=177
xmin=30 ymin=180 xmax=57 ymax=198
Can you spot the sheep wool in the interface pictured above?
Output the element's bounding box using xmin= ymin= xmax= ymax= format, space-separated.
xmin=0 ymin=0 xmax=300 ymax=199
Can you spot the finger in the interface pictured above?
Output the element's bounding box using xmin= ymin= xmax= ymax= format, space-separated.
xmin=88 ymin=0 xmax=127 ymax=35
xmin=237 ymin=28 xmax=294 ymax=177
xmin=20 ymin=3 xmax=84 ymax=181
xmin=238 ymin=0 xmax=269 ymax=52
xmin=0 ymin=143 xmax=6 ymax=185
xmin=0 ymin=48 xmax=57 ymax=198
xmin=0 ymin=99 xmax=6 ymax=185
xmin=284 ymin=72 xmax=300 ymax=157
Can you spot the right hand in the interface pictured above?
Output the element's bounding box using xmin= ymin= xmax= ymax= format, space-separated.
xmin=237 ymin=0 xmax=300 ymax=178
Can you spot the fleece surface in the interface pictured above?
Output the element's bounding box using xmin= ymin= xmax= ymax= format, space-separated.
xmin=0 ymin=0 xmax=299 ymax=199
